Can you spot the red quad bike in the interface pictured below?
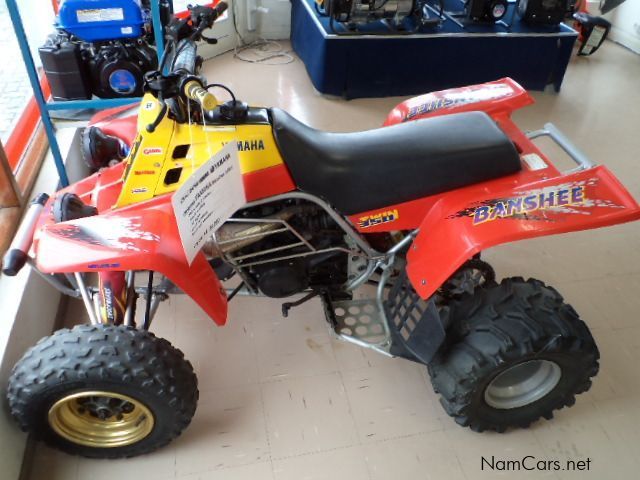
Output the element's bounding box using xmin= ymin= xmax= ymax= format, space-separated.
xmin=4 ymin=2 xmax=640 ymax=459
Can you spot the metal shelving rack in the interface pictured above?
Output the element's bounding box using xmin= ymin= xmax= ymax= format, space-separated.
xmin=5 ymin=0 xmax=167 ymax=187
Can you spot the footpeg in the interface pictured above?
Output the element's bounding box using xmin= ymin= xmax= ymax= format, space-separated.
xmin=332 ymin=299 xmax=386 ymax=343
xmin=322 ymin=271 xmax=447 ymax=365
xmin=322 ymin=297 xmax=390 ymax=353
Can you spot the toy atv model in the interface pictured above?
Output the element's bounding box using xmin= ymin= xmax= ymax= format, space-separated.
xmin=4 ymin=2 xmax=640 ymax=459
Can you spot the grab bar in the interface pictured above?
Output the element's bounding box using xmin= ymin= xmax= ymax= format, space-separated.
xmin=527 ymin=123 xmax=595 ymax=173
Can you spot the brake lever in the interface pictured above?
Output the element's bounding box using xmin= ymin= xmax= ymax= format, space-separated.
xmin=201 ymin=33 xmax=218 ymax=44
xmin=190 ymin=24 xmax=206 ymax=41
xmin=146 ymin=101 xmax=168 ymax=133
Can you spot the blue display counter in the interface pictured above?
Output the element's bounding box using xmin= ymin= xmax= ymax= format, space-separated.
xmin=291 ymin=0 xmax=578 ymax=99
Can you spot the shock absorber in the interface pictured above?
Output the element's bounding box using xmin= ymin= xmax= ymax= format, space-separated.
xmin=97 ymin=271 xmax=127 ymax=324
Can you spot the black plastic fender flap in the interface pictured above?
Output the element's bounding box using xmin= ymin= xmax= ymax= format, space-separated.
xmin=384 ymin=271 xmax=446 ymax=365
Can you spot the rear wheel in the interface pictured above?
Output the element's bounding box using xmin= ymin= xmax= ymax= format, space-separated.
xmin=7 ymin=325 xmax=198 ymax=458
xmin=428 ymin=277 xmax=599 ymax=432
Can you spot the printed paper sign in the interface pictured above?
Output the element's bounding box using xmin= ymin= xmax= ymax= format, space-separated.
xmin=172 ymin=142 xmax=246 ymax=264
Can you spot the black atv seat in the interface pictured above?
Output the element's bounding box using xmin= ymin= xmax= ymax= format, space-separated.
xmin=270 ymin=109 xmax=522 ymax=215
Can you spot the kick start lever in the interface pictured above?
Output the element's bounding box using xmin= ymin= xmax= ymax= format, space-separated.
xmin=282 ymin=291 xmax=320 ymax=318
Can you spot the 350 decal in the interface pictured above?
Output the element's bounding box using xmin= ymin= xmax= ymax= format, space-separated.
xmin=358 ymin=209 xmax=399 ymax=228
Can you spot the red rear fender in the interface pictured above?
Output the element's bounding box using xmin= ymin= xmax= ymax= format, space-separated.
xmin=384 ymin=77 xmax=533 ymax=126
xmin=406 ymin=166 xmax=640 ymax=299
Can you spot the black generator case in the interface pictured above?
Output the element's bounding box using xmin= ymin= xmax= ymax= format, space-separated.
xmin=518 ymin=0 xmax=572 ymax=25
xmin=39 ymin=40 xmax=92 ymax=101
xmin=466 ymin=0 xmax=508 ymax=23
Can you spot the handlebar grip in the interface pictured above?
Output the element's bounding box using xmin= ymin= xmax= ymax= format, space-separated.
xmin=214 ymin=2 xmax=228 ymax=17
xmin=2 ymin=193 xmax=49 ymax=277
xmin=184 ymin=80 xmax=217 ymax=111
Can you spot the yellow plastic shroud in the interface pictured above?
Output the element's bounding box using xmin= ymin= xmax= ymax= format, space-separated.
xmin=116 ymin=94 xmax=285 ymax=208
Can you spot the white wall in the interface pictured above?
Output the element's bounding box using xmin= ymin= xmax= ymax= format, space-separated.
xmin=172 ymin=1 xmax=291 ymax=59
xmin=234 ymin=0 xmax=292 ymax=42
xmin=252 ymin=0 xmax=292 ymax=39
xmin=174 ymin=0 xmax=291 ymax=42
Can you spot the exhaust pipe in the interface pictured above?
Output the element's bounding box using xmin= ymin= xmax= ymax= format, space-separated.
xmin=202 ymin=206 xmax=304 ymax=258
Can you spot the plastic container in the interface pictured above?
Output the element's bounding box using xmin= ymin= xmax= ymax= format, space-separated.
xmin=58 ymin=0 xmax=145 ymax=42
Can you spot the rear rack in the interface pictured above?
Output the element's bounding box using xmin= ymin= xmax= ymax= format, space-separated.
xmin=527 ymin=123 xmax=595 ymax=173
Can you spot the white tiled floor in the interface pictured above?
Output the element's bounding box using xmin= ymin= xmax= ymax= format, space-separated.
xmin=24 ymin=40 xmax=640 ymax=479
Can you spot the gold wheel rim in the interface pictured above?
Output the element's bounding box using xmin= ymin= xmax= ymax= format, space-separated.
xmin=48 ymin=391 xmax=154 ymax=448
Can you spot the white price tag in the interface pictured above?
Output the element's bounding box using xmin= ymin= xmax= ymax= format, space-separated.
xmin=172 ymin=142 xmax=246 ymax=264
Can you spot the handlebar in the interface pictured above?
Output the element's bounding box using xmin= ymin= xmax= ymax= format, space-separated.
xmin=2 ymin=193 xmax=49 ymax=276
xmin=190 ymin=1 xmax=228 ymax=39
xmin=184 ymin=80 xmax=217 ymax=111
xmin=146 ymin=2 xmax=228 ymax=114
xmin=171 ymin=40 xmax=198 ymax=75
xmin=163 ymin=1 xmax=228 ymax=76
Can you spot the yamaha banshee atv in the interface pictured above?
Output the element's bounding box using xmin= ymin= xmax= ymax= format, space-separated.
xmin=4 ymin=2 xmax=640 ymax=459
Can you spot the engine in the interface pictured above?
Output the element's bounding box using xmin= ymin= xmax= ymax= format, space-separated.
xmin=321 ymin=0 xmax=416 ymax=26
xmin=39 ymin=0 xmax=171 ymax=100
xmin=205 ymin=201 xmax=353 ymax=298
xmin=466 ymin=0 xmax=509 ymax=22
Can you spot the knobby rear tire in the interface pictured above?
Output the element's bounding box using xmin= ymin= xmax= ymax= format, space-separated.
xmin=428 ymin=277 xmax=599 ymax=432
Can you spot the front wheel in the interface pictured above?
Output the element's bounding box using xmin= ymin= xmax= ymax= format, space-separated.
xmin=428 ymin=277 xmax=599 ymax=432
xmin=7 ymin=325 xmax=198 ymax=458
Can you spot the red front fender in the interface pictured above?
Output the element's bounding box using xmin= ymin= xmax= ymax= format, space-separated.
xmin=34 ymin=194 xmax=228 ymax=325
xmin=406 ymin=166 xmax=640 ymax=299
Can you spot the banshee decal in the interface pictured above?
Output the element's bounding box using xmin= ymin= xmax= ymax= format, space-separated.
xmin=404 ymin=83 xmax=514 ymax=121
xmin=447 ymin=178 xmax=627 ymax=225
xmin=472 ymin=186 xmax=586 ymax=225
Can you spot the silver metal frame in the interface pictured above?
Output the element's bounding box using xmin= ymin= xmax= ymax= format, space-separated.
xmin=220 ymin=217 xmax=319 ymax=267
xmin=329 ymin=230 xmax=417 ymax=354
xmin=70 ymin=272 xmax=174 ymax=328
xmin=25 ymin=258 xmax=81 ymax=298
xmin=123 ymin=271 xmax=136 ymax=327
xmin=214 ymin=191 xmax=384 ymax=292
xmin=244 ymin=191 xmax=380 ymax=256
xmin=74 ymin=272 xmax=100 ymax=326
xmin=526 ymin=123 xmax=595 ymax=173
